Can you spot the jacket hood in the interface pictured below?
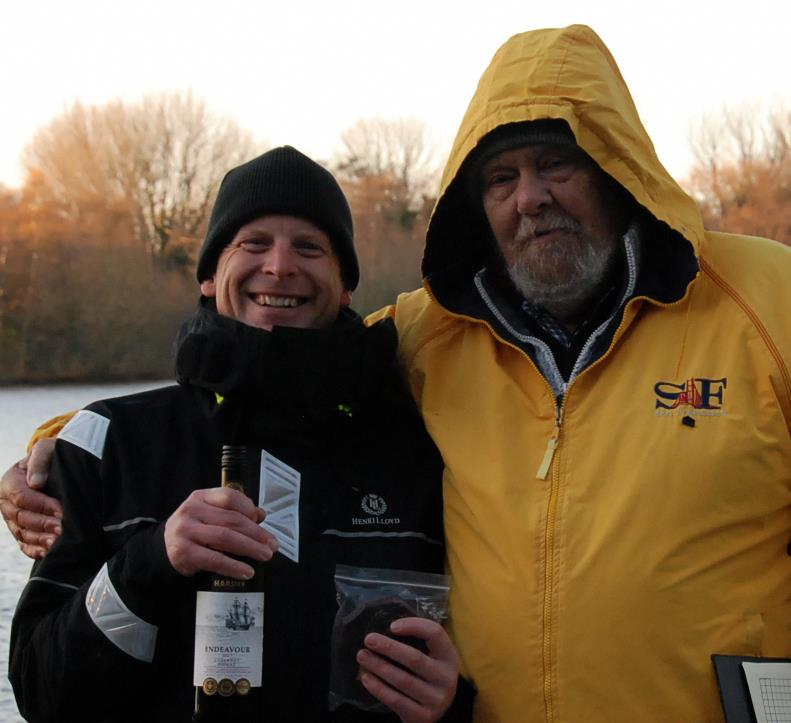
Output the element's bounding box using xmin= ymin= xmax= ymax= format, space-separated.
xmin=423 ymin=24 xmax=705 ymax=280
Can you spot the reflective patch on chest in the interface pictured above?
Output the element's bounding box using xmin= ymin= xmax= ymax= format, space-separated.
xmin=259 ymin=450 xmax=301 ymax=563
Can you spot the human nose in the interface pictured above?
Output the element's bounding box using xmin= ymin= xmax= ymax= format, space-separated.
xmin=261 ymin=241 xmax=296 ymax=277
xmin=515 ymin=170 xmax=552 ymax=216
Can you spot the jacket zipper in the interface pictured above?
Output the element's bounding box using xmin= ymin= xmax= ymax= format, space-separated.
xmin=539 ymin=396 xmax=565 ymax=723
xmin=533 ymin=299 xmax=646 ymax=723
xmin=536 ymin=402 xmax=563 ymax=480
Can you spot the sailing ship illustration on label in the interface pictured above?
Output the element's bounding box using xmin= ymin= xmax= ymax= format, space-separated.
xmin=225 ymin=597 xmax=255 ymax=630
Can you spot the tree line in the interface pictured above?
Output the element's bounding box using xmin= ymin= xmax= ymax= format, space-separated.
xmin=0 ymin=95 xmax=438 ymax=382
xmin=0 ymin=95 xmax=788 ymax=383
xmin=686 ymin=105 xmax=791 ymax=243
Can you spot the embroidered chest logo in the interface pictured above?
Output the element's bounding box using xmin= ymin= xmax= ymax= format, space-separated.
xmin=654 ymin=377 xmax=728 ymax=417
xmin=361 ymin=494 xmax=387 ymax=516
xmin=352 ymin=493 xmax=401 ymax=526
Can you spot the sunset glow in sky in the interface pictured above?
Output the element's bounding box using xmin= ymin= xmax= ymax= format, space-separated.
xmin=2 ymin=0 xmax=788 ymax=188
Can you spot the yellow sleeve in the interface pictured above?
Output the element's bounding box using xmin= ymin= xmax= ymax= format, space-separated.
xmin=27 ymin=411 xmax=77 ymax=451
xmin=364 ymin=304 xmax=396 ymax=326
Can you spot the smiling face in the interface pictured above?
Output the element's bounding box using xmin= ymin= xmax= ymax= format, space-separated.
xmin=199 ymin=215 xmax=352 ymax=331
xmin=481 ymin=143 xmax=626 ymax=322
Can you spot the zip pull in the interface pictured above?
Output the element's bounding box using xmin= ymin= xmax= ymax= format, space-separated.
xmin=536 ymin=432 xmax=559 ymax=480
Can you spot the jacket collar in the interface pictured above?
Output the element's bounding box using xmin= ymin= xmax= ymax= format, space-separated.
xmin=175 ymin=304 xmax=399 ymax=433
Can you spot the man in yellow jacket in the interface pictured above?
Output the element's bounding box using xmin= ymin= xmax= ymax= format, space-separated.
xmin=3 ymin=24 xmax=791 ymax=722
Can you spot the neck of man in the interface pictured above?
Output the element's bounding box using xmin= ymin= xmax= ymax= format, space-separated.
xmin=545 ymin=262 xmax=621 ymax=332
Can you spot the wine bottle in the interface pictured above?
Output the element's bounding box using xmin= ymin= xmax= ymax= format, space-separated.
xmin=193 ymin=445 xmax=264 ymax=720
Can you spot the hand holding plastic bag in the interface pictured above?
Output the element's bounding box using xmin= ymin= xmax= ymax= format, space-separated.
xmin=329 ymin=566 xmax=459 ymax=722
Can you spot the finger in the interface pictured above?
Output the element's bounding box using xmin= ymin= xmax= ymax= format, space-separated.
xmin=18 ymin=529 xmax=58 ymax=559
xmin=18 ymin=527 xmax=58 ymax=548
xmin=1 ymin=506 xmax=22 ymax=541
xmin=3 ymin=488 xmax=64 ymax=533
xmin=181 ymin=542 xmax=260 ymax=579
xmin=27 ymin=439 xmax=57 ymax=488
xmin=164 ymin=516 xmax=259 ymax=579
xmin=191 ymin=491 xmax=276 ymax=551
xmin=197 ymin=489 xmax=273 ymax=540
xmin=15 ymin=497 xmax=64 ymax=529
xmin=1 ymin=461 xmax=31 ymax=497
xmin=0 ymin=497 xmax=19 ymax=527
xmin=199 ymin=487 xmax=261 ymax=520
xmin=359 ymin=670 xmax=428 ymax=722
xmin=389 ymin=618 xmax=459 ymax=668
xmin=19 ymin=542 xmax=48 ymax=560
xmin=363 ymin=626 xmax=458 ymax=688
xmin=357 ymin=644 xmax=444 ymax=705
xmin=191 ymin=520 xmax=277 ymax=563
xmin=0 ymin=490 xmax=63 ymax=536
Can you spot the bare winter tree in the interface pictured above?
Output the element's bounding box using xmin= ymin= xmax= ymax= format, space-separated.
xmin=334 ymin=116 xmax=440 ymax=210
xmin=22 ymin=92 xmax=261 ymax=266
xmin=329 ymin=117 xmax=441 ymax=313
xmin=685 ymin=104 xmax=791 ymax=244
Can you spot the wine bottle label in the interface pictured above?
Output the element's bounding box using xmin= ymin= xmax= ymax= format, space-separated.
xmin=193 ymin=591 xmax=264 ymax=687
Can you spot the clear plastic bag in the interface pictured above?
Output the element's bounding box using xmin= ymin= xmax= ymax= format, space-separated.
xmin=328 ymin=565 xmax=451 ymax=712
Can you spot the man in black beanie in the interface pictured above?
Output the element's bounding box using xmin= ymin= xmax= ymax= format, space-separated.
xmin=198 ymin=145 xmax=359 ymax=291
xmin=9 ymin=147 xmax=470 ymax=722
xmin=195 ymin=146 xmax=358 ymax=332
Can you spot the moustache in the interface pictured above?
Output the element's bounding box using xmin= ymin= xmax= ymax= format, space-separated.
xmin=514 ymin=212 xmax=580 ymax=242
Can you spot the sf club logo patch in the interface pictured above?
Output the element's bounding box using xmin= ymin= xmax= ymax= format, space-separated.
xmin=654 ymin=377 xmax=728 ymax=417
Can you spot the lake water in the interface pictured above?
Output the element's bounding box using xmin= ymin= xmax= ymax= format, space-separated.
xmin=0 ymin=381 xmax=169 ymax=721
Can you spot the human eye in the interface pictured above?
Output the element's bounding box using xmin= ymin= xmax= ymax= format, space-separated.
xmin=482 ymin=168 xmax=517 ymax=200
xmin=539 ymin=150 xmax=580 ymax=179
xmin=483 ymin=168 xmax=516 ymax=188
xmin=294 ymin=239 xmax=327 ymax=257
xmin=238 ymin=238 xmax=270 ymax=252
xmin=541 ymin=155 xmax=572 ymax=171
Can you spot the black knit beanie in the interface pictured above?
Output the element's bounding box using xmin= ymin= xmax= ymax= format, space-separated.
xmin=465 ymin=119 xmax=577 ymax=198
xmin=197 ymin=146 xmax=358 ymax=290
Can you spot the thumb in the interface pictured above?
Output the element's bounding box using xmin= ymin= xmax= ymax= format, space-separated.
xmin=27 ymin=438 xmax=57 ymax=489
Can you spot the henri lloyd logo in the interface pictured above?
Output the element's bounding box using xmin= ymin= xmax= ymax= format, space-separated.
xmin=654 ymin=377 xmax=728 ymax=417
xmin=353 ymin=494 xmax=401 ymax=526
xmin=361 ymin=494 xmax=387 ymax=516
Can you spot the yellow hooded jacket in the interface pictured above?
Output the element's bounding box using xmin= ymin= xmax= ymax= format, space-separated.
xmin=377 ymin=25 xmax=791 ymax=722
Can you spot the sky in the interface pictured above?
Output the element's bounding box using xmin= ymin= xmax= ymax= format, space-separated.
xmin=1 ymin=0 xmax=788 ymax=189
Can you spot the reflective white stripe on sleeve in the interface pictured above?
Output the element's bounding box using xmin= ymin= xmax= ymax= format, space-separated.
xmin=85 ymin=563 xmax=158 ymax=663
xmin=102 ymin=516 xmax=158 ymax=532
xmin=58 ymin=410 xmax=110 ymax=460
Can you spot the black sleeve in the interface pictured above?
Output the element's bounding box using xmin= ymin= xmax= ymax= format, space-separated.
xmin=441 ymin=675 xmax=477 ymax=722
xmin=8 ymin=414 xmax=183 ymax=723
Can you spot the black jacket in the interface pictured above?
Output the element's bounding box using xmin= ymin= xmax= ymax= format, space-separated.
xmin=10 ymin=308 xmax=473 ymax=722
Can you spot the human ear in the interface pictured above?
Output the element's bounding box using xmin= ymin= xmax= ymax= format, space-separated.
xmin=200 ymin=278 xmax=217 ymax=298
xmin=340 ymin=289 xmax=353 ymax=307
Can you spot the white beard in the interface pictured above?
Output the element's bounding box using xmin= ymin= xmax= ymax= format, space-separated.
xmin=504 ymin=212 xmax=619 ymax=322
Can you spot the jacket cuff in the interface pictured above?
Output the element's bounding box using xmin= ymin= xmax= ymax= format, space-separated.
xmin=105 ymin=522 xmax=191 ymax=623
xmin=440 ymin=675 xmax=477 ymax=722
xmin=85 ymin=562 xmax=159 ymax=663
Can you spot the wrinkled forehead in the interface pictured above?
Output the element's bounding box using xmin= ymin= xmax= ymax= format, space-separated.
xmin=480 ymin=142 xmax=590 ymax=173
xmin=232 ymin=213 xmax=332 ymax=241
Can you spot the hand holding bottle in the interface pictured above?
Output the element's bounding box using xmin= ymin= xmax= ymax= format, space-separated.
xmin=164 ymin=487 xmax=278 ymax=579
